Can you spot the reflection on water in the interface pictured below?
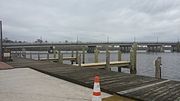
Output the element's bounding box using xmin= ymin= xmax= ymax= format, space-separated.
xmin=23 ymin=51 xmax=180 ymax=81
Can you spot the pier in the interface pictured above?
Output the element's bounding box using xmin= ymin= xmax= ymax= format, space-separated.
xmin=6 ymin=57 xmax=180 ymax=101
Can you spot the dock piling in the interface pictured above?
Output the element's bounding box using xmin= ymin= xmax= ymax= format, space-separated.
xmin=76 ymin=51 xmax=79 ymax=64
xmin=106 ymin=50 xmax=110 ymax=71
xmin=47 ymin=52 xmax=49 ymax=60
xmin=71 ymin=51 xmax=74 ymax=64
xmin=82 ymin=47 xmax=85 ymax=64
xmin=130 ymin=43 xmax=137 ymax=74
xmin=30 ymin=52 xmax=32 ymax=59
xmin=38 ymin=52 xmax=40 ymax=61
xmin=118 ymin=50 xmax=122 ymax=72
xmin=78 ymin=54 xmax=81 ymax=67
xmin=155 ymin=57 xmax=162 ymax=79
xmin=58 ymin=51 xmax=63 ymax=64
xmin=94 ymin=48 xmax=99 ymax=63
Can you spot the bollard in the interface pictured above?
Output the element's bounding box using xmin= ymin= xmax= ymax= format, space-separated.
xmin=118 ymin=50 xmax=122 ymax=72
xmin=78 ymin=54 xmax=81 ymax=67
xmin=155 ymin=57 xmax=162 ymax=79
xmin=76 ymin=51 xmax=79 ymax=64
xmin=82 ymin=47 xmax=85 ymax=64
xmin=94 ymin=48 xmax=99 ymax=63
xmin=106 ymin=51 xmax=110 ymax=71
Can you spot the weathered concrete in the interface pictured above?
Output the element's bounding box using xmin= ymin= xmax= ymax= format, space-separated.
xmin=0 ymin=68 xmax=111 ymax=101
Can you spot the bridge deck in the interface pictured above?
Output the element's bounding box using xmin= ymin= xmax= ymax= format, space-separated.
xmin=74 ymin=61 xmax=130 ymax=68
xmin=6 ymin=58 xmax=180 ymax=101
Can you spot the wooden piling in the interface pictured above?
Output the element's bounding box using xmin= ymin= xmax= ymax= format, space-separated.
xmin=30 ymin=52 xmax=32 ymax=59
xmin=118 ymin=50 xmax=122 ymax=72
xmin=78 ymin=54 xmax=81 ymax=67
xmin=47 ymin=52 xmax=49 ymax=60
xmin=71 ymin=51 xmax=74 ymax=64
xmin=94 ymin=48 xmax=99 ymax=63
xmin=130 ymin=43 xmax=137 ymax=74
xmin=58 ymin=51 xmax=63 ymax=64
xmin=71 ymin=51 xmax=74 ymax=57
xmin=76 ymin=51 xmax=79 ymax=64
xmin=155 ymin=57 xmax=162 ymax=79
xmin=53 ymin=50 xmax=56 ymax=59
xmin=38 ymin=52 xmax=40 ymax=61
xmin=82 ymin=47 xmax=85 ymax=64
xmin=106 ymin=50 xmax=110 ymax=71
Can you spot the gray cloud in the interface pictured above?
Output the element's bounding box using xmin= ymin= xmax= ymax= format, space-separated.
xmin=0 ymin=0 xmax=180 ymax=42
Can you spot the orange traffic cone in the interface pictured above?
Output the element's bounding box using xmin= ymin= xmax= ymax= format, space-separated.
xmin=92 ymin=75 xmax=102 ymax=101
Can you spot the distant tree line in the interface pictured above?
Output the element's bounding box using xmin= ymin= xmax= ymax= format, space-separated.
xmin=3 ymin=37 xmax=48 ymax=43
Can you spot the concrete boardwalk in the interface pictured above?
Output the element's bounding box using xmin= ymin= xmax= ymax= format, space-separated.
xmin=7 ymin=58 xmax=180 ymax=101
xmin=0 ymin=68 xmax=110 ymax=101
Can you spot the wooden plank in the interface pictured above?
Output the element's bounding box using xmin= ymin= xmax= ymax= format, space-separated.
xmin=73 ymin=61 xmax=130 ymax=68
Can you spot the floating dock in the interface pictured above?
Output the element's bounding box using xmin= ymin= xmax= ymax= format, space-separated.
xmin=7 ymin=58 xmax=180 ymax=101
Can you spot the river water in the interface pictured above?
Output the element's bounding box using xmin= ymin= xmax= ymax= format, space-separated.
xmin=23 ymin=51 xmax=180 ymax=81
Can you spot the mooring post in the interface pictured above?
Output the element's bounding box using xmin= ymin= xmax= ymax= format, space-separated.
xmin=38 ymin=52 xmax=40 ymax=61
xmin=58 ymin=51 xmax=63 ymax=64
xmin=53 ymin=50 xmax=56 ymax=59
xmin=82 ymin=47 xmax=85 ymax=64
xmin=76 ymin=50 xmax=79 ymax=64
xmin=118 ymin=50 xmax=122 ymax=72
xmin=78 ymin=54 xmax=81 ymax=67
xmin=71 ymin=51 xmax=74 ymax=64
xmin=30 ymin=52 xmax=32 ymax=59
xmin=47 ymin=52 xmax=49 ymax=60
xmin=94 ymin=48 xmax=99 ymax=63
xmin=130 ymin=43 xmax=137 ymax=74
xmin=155 ymin=57 xmax=162 ymax=79
xmin=106 ymin=50 xmax=110 ymax=71
xmin=24 ymin=51 xmax=26 ymax=59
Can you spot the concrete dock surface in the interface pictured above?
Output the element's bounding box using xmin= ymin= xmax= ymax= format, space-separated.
xmin=0 ymin=68 xmax=111 ymax=101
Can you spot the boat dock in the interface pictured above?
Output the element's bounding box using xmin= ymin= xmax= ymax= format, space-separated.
xmin=6 ymin=57 xmax=180 ymax=101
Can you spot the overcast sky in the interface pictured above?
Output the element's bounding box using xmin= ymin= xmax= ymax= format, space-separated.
xmin=0 ymin=0 xmax=180 ymax=42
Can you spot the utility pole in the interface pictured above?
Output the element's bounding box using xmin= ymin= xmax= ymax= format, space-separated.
xmin=0 ymin=21 xmax=3 ymax=61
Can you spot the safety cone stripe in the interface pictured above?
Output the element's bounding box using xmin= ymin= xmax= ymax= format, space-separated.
xmin=93 ymin=92 xmax=101 ymax=96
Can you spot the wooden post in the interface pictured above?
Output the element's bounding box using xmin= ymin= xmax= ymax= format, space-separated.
xmin=47 ymin=52 xmax=49 ymax=60
xmin=38 ymin=52 xmax=40 ymax=61
xmin=24 ymin=51 xmax=26 ymax=58
xmin=82 ymin=47 xmax=85 ymax=64
xmin=118 ymin=50 xmax=122 ymax=72
xmin=94 ymin=48 xmax=99 ymax=63
xmin=76 ymin=50 xmax=79 ymax=64
xmin=130 ymin=43 xmax=137 ymax=74
xmin=71 ymin=51 xmax=74 ymax=64
xmin=71 ymin=51 xmax=74 ymax=57
xmin=155 ymin=57 xmax=162 ymax=79
xmin=78 ymin=54 xmax=81 ymax=67
xmin=106 ymin=50 xmax=110 ymax=71
xmin=53 ymin=50 xmax=56 ymax=59
xmin=30 ymin=52 xmax=32 ymax=59
xmin=58 ymin=52 xmax=63 ymax=64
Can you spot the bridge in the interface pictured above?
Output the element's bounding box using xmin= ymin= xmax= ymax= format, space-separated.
xmin=3 ymin=41 xmax=180 ymax=52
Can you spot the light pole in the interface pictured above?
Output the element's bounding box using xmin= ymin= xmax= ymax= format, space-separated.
xmin=0 ymin=21 xmax=3 ymax=61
